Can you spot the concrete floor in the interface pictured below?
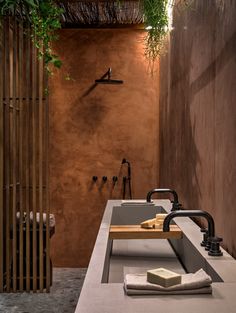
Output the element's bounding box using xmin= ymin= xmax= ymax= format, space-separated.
xmin=0 ymin=268 xmax=87 ymax=313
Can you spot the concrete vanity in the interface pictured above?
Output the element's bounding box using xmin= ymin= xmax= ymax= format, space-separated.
xmin=75 ymin=200 xmax=236 ymax=313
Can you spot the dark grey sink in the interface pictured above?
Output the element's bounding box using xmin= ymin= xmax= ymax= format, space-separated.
xmin=111 ymin=205 xmax=165 ymax=225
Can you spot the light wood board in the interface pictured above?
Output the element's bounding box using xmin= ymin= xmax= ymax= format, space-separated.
xmin=109 ymin=225 xmax=182 ymax=240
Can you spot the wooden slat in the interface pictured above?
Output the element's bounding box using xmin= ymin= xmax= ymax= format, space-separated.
xmin=0 ymin=15 xmax=4 ymax=293
xmin=45 ymin=71 xmax=50 ymax=292
xmin=109 ymin=225 xmax=182 ymax=240
xmin=1 ymin=16 xmax=50 ymax=294
xmin=12 ymin=16 xmax=17 ymax=292
xmin=32 ymin=37 xmax=37 ymax=293
xmin=39 ymin=50 xmax=44 ymax=292
xmin=25 ymin=24 xmax=31 ymax=292
xmin=18 ymin=20 xmax=24 ymax=292
xmin=5 ymin=16 xmax=11 ymax=293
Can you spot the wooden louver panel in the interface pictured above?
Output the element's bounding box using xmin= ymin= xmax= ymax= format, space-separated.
xmin=0 ymin=16 xmax=50 ymax=293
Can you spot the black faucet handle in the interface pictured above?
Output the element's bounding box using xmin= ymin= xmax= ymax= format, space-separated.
xmin=208 ymin=237 xmax=223 ymax=257
xmin=102 ymin=176 xmax=107 ymax=182
xmin=171 ymin=201 xmax=182 ymax=210
xmin=112 ymin=176 xmax=118 ymax=183
xmin=200 ymin=228 xmax=209 ymax=247
xmin=92 ymin=176 xmax=98 ymax=182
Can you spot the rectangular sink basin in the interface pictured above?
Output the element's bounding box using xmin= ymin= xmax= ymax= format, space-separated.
xmin=111 ymin=205 xmax=165 ymax=225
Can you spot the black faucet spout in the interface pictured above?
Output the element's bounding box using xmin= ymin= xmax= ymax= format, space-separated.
xmin=146 ymin=188 xmax=180 ymax=210
xmin=163 ymin=210 xmax=215 ymax=238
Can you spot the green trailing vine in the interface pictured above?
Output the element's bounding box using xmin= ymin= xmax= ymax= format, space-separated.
xmin=0 ymin=0 xmax=186 ymax=69
xmin=0 ymin=0 xmax=63 ymax=73
xmin=143 ymin=0 xmax=169 ymax=62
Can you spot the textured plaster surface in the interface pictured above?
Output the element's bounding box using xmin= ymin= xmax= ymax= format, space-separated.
xmin=49 ymin=29 xmax=159 ymax=266
xmin=159 ymin=0 xmax=236 ymax=258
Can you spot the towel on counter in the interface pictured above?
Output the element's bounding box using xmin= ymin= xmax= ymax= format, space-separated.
xmin=16 ymin=211 xmax=56 ymax=228
xmin=124 ymin=269 xmax=212 ymax=295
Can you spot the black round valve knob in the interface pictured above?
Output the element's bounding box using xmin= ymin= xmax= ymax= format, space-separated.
xmin=208 ymin=237 xmax=223 ymax=257
xmin=112 ymin=176 xmax=118 ymax=182
xmin=200 ymin=228 xmax=209 ymax=247
xmin=92 ymin=176 xmax=98 ymax=182
xmin=102 ymin=176 xmax=107 ymax=182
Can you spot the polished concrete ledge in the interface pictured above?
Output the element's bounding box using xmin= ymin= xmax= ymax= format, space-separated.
xmin=75 ymin=200 xmax=236 ymax=313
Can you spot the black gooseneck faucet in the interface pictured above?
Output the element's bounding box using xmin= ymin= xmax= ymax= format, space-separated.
xmin=122 ymin=158 xmax=132 ymax=199
xmin=163 ymin=210 xmax=223 ymax=256
xmin=146 ymin=188 xmax=181 ymax=210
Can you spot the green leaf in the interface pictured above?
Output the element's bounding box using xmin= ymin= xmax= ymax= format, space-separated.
xmin=53 ymin=59 xmax=62 ymax=68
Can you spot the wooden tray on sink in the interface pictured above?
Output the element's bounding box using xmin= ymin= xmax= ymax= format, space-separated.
xmin=109 ymin=225 xmax=182 ymax=240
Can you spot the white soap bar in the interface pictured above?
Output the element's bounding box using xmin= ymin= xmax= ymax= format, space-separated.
xmin=156 ymin=213 xmax=168 ymax=221
xmin=154 ymin=222 xmax=162 ymax=229
xmin=147 ymin=268 xmax=181 ymax=287
xmin=140 ymin=218 xmax=156 ymax=228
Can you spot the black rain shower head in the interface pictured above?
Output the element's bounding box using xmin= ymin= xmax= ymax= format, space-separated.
xmin=95 ymin=68 xmax=123 ymax=85
xmin=95 ymin=79 xmax=123 ymax=84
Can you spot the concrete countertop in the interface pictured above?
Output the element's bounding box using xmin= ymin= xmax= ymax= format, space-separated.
xmin=75 ymin=200 xmax=236 ymax=313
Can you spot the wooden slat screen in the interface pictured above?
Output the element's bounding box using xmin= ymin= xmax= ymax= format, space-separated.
xmin=0 ymin=16 xmax=50 ymax=293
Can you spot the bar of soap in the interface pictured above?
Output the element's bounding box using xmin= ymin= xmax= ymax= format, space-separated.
xmin=154 ymin=222 xmax=162 ymax=229
xmin=140 ymin=218 xmax=156 ymax=228
xmin=147 ymin=268 xmax=181 ymax=287
xmin=156 ymin=213 xmax=168 ymax=222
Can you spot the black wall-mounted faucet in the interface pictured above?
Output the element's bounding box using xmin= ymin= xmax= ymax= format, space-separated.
xmin=146 ymin=188 xmax=181 ymax=210
xmin=121 ymin=158 xmax=132 ymax=199
xmin=163 ymin=210 xmax=223 ymax=256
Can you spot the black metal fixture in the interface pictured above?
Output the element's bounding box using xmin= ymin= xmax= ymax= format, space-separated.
xmin=92 ymin=176 xmax=98 ymax=182
xmin=95 ymin=68 xmax=123 ymax=85
xmin=200 ymin=228 xmax=209 ymax=247
xmin=146 ymin=188 xmax=181 ymax=210
xmin=121 ymin=158 xmax=132 ymax=199
xmin=208 ymin=237 xmax=223 ymax=257
xmin=102 ymin=176 xmax=107 ymax=182
xmin=112 ymin=176 xmax=118 ymax=184
xmin=122 ymin=176 xmax=127 ymax=199
xmin=163 ymin=210 xmax=223 ymax=257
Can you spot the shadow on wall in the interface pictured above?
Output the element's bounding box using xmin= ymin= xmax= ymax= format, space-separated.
xmin=160 ymin=0 xmax=236 ymax=257
xmin=190 ymin=30 xmax=236 ymax=97
xmin=161 ymin=0 xmax=236 ymax=215
xmin=160 ymin=0 xmax=228 ymax=211
xmin=66 ymin=96 xmax=108 ymax=140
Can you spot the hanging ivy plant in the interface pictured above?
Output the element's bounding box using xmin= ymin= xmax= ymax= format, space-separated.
xmin=0 ymin=0 xmax=63 ymax=72
xmin=143 ymin=0 xmax=169 ymax=61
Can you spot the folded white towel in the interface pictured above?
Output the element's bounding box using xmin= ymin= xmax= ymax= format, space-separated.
xmin=124 ymin=285 xmax=212 ymax=295
xmin=124 ymin=269 xmax=212 ymax=295
xmin=16 ymin=211 xmax=56 ymax=228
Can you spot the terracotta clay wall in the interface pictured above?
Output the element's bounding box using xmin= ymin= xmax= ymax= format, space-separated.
xmin=160 ymin=1 xmax=236 ymax=258
xmin=49 ymin=29 xmax=159 ymax=267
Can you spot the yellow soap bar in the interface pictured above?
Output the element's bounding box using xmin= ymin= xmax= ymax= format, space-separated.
xmin=156 ymin=213 xmax=168 ymax=221
xmin=140 ymin=218 xmax=156 ymax=228
xmin=154 ymin=222 xmax=162 ymax=229
xmin=147 ymin=268 xmax=181 ymax=287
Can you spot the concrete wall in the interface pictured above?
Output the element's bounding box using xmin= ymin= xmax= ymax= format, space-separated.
xmin=160 ymin=0 xmax=236 ymax=258
xmin=49 ymin=29 xmax=159 ymax=267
